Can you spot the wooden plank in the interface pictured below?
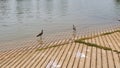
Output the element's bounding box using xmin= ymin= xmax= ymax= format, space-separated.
xmin=61 ymin=43 xmax=75 ymax=67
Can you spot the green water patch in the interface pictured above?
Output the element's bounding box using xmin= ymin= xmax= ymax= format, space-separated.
xmin=75 ymin=40 xmax=120 ymax=53
xmin=37 ymin=42 xmax=70 ymax=51
xmin=80 ymin=30 xmax=120 ymax=40
xmin=37 ymin=30 xmax=120 ymax=52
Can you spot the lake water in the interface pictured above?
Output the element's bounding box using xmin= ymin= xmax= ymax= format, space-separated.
xmin=0 ymin=0 xmax=120 ymax=42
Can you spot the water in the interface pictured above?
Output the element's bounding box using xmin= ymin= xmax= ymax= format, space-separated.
xmin=0 ymin=0 xmax=120 ymax=42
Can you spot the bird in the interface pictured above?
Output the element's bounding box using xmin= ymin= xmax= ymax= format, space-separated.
xmin=36 ymin=29 xmax=43 ymax=37
xmin=73 ymin=25 xmax=76 ymax=31
xmin=72 ymin=25 xmax=77 ymax=40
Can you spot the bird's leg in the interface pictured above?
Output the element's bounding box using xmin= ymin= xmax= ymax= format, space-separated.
xmin=72 ymin=30 xmax=76 ymax=41
xmin=39 ymin=36 xmax=43 ymax=44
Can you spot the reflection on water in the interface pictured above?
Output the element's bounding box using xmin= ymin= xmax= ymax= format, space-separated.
xmin=45 ymin=0 xmax=54 ymax=23
xmin=72 ymin=30 xmax=76 ymax=40
xmin=37 ymin=37 xmax=43 ymax=44
xmin=116 ymin=0 xmax=120 ymax=2
xmin=0 ymin=0 xmax=120 ymax=42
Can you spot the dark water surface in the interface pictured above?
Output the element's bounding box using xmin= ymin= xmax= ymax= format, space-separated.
xmin=0 ymin=0 xmax=120 ymax=42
